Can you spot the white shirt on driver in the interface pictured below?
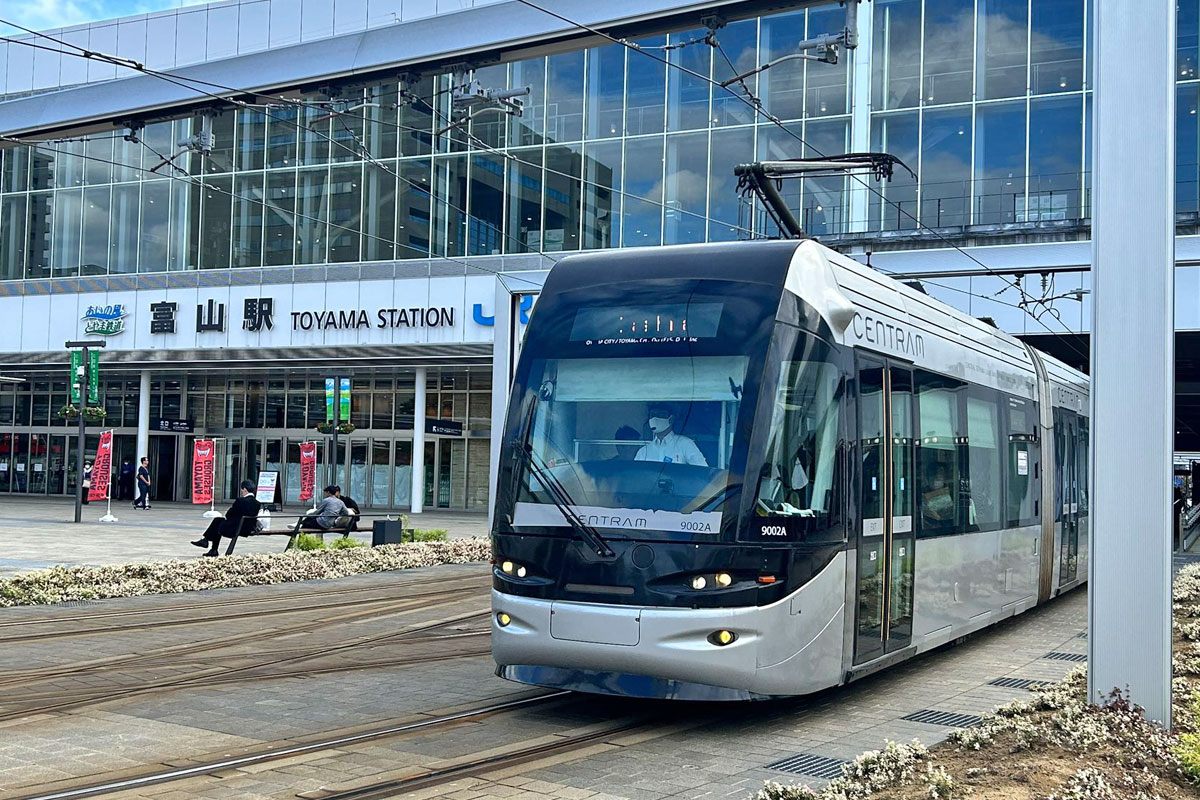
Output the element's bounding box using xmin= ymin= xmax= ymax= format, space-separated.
xmin=634 ymin=432 xmax=707 ymax=466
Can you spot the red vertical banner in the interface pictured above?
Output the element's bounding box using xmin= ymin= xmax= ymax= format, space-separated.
xmin=298 ymin=442 xmax=317 ymax=503
xmin=192 ymin=439 xmax=215 ymax=505
xmin=88 ymin=430 xmax=113 ymax=502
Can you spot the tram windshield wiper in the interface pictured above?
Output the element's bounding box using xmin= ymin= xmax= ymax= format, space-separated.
xmin=516 ymin=443 xmax=614 ymax=558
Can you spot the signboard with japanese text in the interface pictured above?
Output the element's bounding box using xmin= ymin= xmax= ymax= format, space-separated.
xmin=69 ymin=350 xmax=82 ymax=404
xmin=255 ymin=471 xmax=279 ymax=504
xmin=298 ymin=442 xmax=317 ymax=503
xmin=4 ymin=275 xmax=531 ymax=356
xmin=88 ymin=430 xmax=113 ymax=502
xmin=192 ymin=439 xmax=215 ymax=505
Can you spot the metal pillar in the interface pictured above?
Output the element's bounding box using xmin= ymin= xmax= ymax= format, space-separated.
xmin=72 ymin=353 xmax=89 ymax=523
xmin=411 ymin=366 xmax=426 ymax=514
xmin=136 ymin=369 xmax=150 ymax=468
xmin=1089 ymin=0 xmax=1174 ymax=726
xmin=846 ymin=0 xmax=873 ymax=235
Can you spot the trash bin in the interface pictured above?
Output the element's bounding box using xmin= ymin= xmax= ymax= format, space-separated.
xmin=372 ymin=519 xmax=408 ymax=546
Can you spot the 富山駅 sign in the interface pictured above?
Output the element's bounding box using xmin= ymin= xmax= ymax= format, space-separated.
xmin=81 ymin=304 xmax=128 ymax=337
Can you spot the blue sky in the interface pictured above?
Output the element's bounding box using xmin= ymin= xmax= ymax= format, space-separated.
xmin=0 ymin=0 xmax=209 ymax=34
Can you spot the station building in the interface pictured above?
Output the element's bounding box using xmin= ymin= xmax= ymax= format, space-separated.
xmin=0 ymin=0 xmax=1198 ymax=507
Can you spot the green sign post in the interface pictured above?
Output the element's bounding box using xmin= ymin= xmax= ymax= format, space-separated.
xmin=325 ymin=378 xmax=335 ymax=423
xmin=65 ymin=339 xmax=105 ymax=524
xmin=339 ymin=377 xmax=351 ymax=422
xmin=69 ymin=351 xmax=82 ymax=404
xmin=88 ymin=349 xmax=100 ymax=404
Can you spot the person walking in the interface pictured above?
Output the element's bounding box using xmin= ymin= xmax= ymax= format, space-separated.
xmin=82 ymin=461 xmax=92 ymax=505
xmin=133 ymin=456 xmax=151 ymax=510
xmin=118 ymin=458 xmax=135 ymax=501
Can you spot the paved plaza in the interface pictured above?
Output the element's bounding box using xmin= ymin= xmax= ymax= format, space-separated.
xmin=0 ymin=497 xmax=487 ymax=577
xmin=0 ymin=560 xmax=1090 ymax=800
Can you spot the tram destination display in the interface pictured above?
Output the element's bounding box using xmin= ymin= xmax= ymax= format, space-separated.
xmin=569 ymin=303 xmax=723 ymax=342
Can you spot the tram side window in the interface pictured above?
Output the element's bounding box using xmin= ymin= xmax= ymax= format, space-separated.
xmin=1077 ymin=416 xmax=1089 ymax=520
xmin=1006 ymin=397 xmax=1039 ymax=526
xmin=965 ymin=392 xmax=1002 ymax=530
xmin=916 ymin=372 xmax=967 ymax=536
xmin=755 ymin=358 xmax=843 ymax=533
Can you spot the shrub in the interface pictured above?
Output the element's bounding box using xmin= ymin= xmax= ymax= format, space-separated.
xmin=1176 ymin=692 xmax=1200 ymax=784
xmin=924 ymin=764 xmax=963 ymax=800
xmin=0 ymin=539 xmax=491 ymax=607
xmin=751 ymin=782 xmax=818 ymax=800
xmin=412 ymin=528 xmax=448 ymax=542
xmin=330 ymin=536 xmax=365 ymax=550
xmin=292 ymin=533 xmax=326 ymax=551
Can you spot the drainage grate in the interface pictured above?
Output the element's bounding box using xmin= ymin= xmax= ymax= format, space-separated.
xmin=901 ymin=709 xmax=983 ymax=728
xmin=767 ymin=753 xmax=849 ymax=780
xmin=988 ymin=677 xmax=1054 ymax=690
xmin=1044 ymin=651 xmax=1087 ymax=662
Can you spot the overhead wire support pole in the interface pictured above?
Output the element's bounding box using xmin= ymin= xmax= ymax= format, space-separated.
xmin=1090 ymin=0 xmax=1174 ymax=726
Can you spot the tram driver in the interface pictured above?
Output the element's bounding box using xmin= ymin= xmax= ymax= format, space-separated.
xmin=634 ymin=404 xmax=708 ymax=467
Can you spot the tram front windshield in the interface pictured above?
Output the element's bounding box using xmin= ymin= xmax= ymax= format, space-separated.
xmin=510 ymin=280 xmax=770 ymax=537
xmin=517 ymin=355 xmax=748 ymax=534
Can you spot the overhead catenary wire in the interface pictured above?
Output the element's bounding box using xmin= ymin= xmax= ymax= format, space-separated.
xmin=0 ymin=17 xmax=1075 ymax=329
xmin=0 ymin=20 xmax=567 ymax=274
xmin=0 ymin=130 xmax=549 ymax=293
xmin=505 ymin=0 xmax=1091 ymax=359
xmin=0 ymin=29 xmax=756 ymax=239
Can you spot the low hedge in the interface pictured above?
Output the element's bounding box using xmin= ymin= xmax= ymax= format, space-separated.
xmin=0 ymin=538 xmax=491 ymax=608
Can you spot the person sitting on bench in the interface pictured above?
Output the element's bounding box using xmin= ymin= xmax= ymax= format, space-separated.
xmin=334 ymin=486 xmax=360 ymax=531
xmin=192 ymin=480 xmax=261 ymax=557
xmin=297 ymin=485 xmax=347 ymax=531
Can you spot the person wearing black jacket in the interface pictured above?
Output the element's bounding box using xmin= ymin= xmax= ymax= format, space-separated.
xmin=334 ymin=486 xmax=361 ymax=531
xmin=192 ymin=480 xmax=261 ymax=557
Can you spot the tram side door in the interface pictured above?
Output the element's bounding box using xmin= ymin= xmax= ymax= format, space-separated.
xmin=854 ymin=357 xmax=917 ymax=665
xmin=1058 ymin=411 xmax=1079 ymax=586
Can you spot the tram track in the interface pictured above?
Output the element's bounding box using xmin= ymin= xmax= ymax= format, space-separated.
xmin=8 ymin=691 xmax=572 ymax=800
xmin=0 ymin=606 xmax=494 ymax=721
xmin=0 ymin=573 xmax=489 ymax=643
xmin=0 ymin=580 xmax=489 ymax=689
xmin=309 ymin=717 xmax=659 ymax=800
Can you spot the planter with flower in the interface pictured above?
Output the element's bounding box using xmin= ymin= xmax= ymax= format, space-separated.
xmin=57 ymin=404 xmax=107 ymax=424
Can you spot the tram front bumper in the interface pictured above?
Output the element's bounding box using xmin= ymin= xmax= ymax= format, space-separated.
xmin=491 ymin=589 xmax=764 ymax=692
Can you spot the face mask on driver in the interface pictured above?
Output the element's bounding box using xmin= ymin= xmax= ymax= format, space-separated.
xmin=647 ymin=417 xmax=670 ymax=433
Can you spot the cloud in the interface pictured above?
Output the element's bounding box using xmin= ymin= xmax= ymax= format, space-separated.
xmin=0 ymin=0 xmax=204 ymax=34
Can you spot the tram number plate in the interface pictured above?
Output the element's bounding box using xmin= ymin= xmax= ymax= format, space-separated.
xmin=753 ymin=520 xmax=799 ymax=540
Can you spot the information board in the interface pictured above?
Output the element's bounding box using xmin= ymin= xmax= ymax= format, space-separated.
xmin=256 ymin=471 xmax=279 ymax=504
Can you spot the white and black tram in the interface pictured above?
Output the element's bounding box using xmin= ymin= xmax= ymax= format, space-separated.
xmin=490 ymin=239 xmax=1089 ymax=700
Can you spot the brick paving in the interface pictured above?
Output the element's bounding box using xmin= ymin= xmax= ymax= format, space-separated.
xmin=0 ymin=496 xmax=486 ymax=576
xmin=0 ymin=554 xmax=1092 ymax=800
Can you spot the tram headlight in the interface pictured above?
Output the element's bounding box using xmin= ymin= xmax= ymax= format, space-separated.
xmin=516 ymin=566 xmax=527 ymax=578
xmin=691 ymin=576 xmax=707 ymax=590
xmin=501 ymin=560 xmax=514 ymax=574
xmin=707 ymin=629 xmax=737 ymax=646
xmin=496 ymin=612 xmax=512 ymax=627
xmin=715 ymin=572 xmax=733 ymax=587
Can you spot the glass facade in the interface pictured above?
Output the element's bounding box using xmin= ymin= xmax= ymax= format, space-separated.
xmin=0 ymin=367 xmax=494 ymax=509
xmin=15 ymin=0 xmax=1200 ymax=282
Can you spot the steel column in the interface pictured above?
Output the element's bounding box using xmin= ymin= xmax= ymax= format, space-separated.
xmin=1089 ymin=0 xmax=1174 ymax=725
xmin=411 ymin=366 xmax=426 ymax=514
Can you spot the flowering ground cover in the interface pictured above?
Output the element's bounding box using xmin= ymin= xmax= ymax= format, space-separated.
xmin=753 ymin=564 xmax=1200 ymax=800
xmin=0 ymin=538 xmax=491 ymax=607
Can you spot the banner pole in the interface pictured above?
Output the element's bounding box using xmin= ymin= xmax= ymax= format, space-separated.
xmin=98 ymin=428 xmax=118 ymax=523
xmin=201 ymin=437 xmax=223 ymax=519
